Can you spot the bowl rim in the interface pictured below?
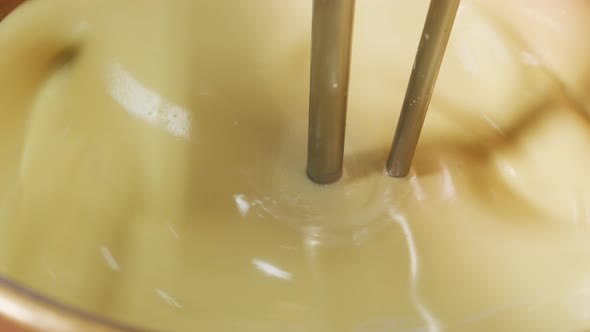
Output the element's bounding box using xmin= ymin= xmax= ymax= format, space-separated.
xmin=0 ymin=276 xmax=148 ymax=332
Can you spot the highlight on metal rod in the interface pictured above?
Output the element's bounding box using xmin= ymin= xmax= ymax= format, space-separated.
xmin=307 ymin=0 xmax=355 ymax=184
xmin=386 ymin=0 xmax=460 ymax=178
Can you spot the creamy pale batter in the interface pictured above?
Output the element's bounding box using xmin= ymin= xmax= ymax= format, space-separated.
xmin=1 ymin=0 xmax=590 ymax=331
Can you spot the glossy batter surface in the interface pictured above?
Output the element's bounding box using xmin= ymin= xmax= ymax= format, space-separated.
xmin=1 ymin=1 xmax=590 ymax=331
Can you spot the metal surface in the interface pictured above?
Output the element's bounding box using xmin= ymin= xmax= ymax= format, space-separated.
xmin=386 ymin=0 xmax=460 ymax=178
xmin=307 ymin=0 xmax=355 ymax=184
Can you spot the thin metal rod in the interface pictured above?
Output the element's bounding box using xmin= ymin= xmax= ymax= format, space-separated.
xmin=386 ymin=0 xmax=460 ymax=177
xmin=307 ymin=0 xmax=355 ymax=184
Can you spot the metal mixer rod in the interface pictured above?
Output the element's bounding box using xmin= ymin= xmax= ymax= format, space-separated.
xmin=306 ymin=0 xmax=355 ymax=185
xmin=386 ymin=0 xmax=460 ymax=177
xmin=306 ymin=0 xmax=460 ymax=184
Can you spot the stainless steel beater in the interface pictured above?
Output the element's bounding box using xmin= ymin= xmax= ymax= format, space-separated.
xmin=306 ymin=0 xmax=461 ymax=184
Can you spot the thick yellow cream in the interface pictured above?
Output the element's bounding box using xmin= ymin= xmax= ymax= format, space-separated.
xmin=1 ymin=0 xmax=590 ymax=331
